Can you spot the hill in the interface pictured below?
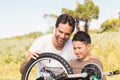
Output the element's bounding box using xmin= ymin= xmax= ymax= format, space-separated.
xmin=0 ymin=32 xmax=120 ymax=80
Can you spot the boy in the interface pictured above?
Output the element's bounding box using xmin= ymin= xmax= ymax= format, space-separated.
xmin=70 ymin=31 xmax=106 ymax=80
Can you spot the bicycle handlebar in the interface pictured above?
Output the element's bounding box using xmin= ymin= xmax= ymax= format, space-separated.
xmin=54 ymin=69 xmax=120 ymax=80
xmin=103 ymin=70 xmax=120 ymax=76
xmin=68 ymin=73 xmax=88 ymax=78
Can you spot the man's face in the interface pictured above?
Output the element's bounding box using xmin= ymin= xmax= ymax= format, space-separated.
xmin=72 ymin=41 xmax=91 ymax=61
xmin=55 ymin=23 xmax=73 ymax=46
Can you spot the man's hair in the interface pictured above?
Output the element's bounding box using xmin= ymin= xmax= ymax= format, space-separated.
xmin=72 ymin=31 xmax=91 ymax=44
xmin=55 ymin=14 xmax=75 ymax=33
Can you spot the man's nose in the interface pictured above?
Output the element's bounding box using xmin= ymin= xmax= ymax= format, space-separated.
xmin=61 ymin=33 xmax=65 ymax=38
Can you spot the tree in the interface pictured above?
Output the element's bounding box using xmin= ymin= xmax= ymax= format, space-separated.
xmin=100 ymin=18 xmax=120 ymax=32
xmin=44 ymin=0 xmax=99 ymax=33
xmin=45 ymin=26 xmax=54 ymax=34
xmin=62 ymin=0 xmax=99 ymax=33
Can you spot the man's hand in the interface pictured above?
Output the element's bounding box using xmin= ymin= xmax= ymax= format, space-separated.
xmin=27 ymin=51 xmax=42 ymax=60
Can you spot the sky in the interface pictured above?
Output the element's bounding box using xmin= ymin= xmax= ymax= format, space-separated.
xmin=0 ymin=0 xmax=120 ymax=39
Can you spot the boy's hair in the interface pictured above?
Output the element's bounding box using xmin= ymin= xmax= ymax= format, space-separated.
xmin=55 ymin=14 xmax=75 ymax=33
xmin=72 ymin=31 xmax=91 ymax=44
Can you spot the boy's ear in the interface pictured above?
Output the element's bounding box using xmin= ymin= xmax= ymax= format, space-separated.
xmin=87 ymin=44 xmax=91 ymax=50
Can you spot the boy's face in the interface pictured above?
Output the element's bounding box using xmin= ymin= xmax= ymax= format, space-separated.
xmin=72 ymin=41 xmax=91 ymax=61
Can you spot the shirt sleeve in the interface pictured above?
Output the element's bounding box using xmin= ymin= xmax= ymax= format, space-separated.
xmin=29 ymin=37 xmax=44 ymax=52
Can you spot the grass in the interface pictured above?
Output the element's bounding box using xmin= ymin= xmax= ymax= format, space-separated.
xmin=0 ymin=32 xmax=120 ymax=80
xmin=90 ymin=32 xmax=120 ymax=80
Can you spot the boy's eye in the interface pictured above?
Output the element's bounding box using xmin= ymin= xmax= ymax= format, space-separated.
xmin=78 ymin=47 xmax=81 ymax=49
xmin=73 ymin=47 xmax=76 ymax=50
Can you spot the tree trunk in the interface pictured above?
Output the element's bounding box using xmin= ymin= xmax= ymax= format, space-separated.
xmin=75 ymin=18 xmax=88 ymax=33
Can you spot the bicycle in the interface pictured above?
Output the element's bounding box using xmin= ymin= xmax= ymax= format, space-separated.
xmin=21 ymin=52 xmax=119 ymax=80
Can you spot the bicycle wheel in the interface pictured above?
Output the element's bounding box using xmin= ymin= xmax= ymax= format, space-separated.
xmin=81 ymin=63 xmax=102 ymax=80
xmin=21 ymin=52 xmax=73 ymax=80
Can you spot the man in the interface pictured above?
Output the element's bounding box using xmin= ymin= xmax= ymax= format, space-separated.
xmin=20 ymin=14 xmax=77 ymax=75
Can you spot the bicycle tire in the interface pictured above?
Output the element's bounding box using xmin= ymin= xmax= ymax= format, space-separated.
xmin=81 ymin=62 xmax=102 ymax=80
xmin=21 ymin=52 xmax=73 ymax=80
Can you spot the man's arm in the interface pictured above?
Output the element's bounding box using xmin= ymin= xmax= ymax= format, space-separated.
xmin=20 ymin=51 xmax=41 ymax=74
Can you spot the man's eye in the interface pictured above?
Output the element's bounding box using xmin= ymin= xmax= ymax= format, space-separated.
xmin=59 ymin=30 xmax=63 ymax=33
xmin=65 ymin=33 xmax=70 ymax=36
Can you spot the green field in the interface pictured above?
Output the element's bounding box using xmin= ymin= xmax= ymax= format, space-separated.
xmin=0 ymin=32 xmax=120 ymax=80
